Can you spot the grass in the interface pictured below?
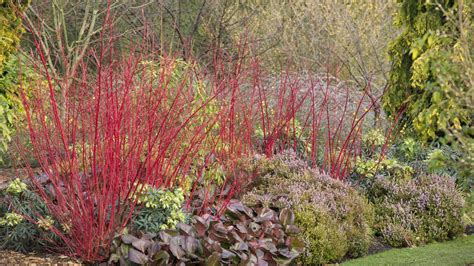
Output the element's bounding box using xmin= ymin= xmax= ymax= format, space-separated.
xmin=343 ymin=235 xmax=474 ymax=266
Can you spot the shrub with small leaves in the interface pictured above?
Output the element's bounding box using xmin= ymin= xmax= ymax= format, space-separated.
xmin=362 ymin=128 xmax=386 ymax=156
xmin=353 ymin=157 xmax=415 ymax=197
xmin=354 ymin=157 xmax=414 ymax=180
xmin=393 ymin=137 xmax=420 ymax=161
xmin=426 ymin=148 xmax=447 ymax=173
xmin=241 ymin=151 xmax=374 ymax=264
xmin=368 ymin=174 xmax=464 ymax=247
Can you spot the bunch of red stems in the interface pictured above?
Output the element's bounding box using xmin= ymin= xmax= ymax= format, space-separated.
xmin=17 ymin=28 xmax=380 ymax=262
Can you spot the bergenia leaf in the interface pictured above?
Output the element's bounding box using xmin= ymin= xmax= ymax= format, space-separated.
xmin=121 ymin=234 xmax=139 ymax=244
xmin=279 ymin=208 xmax=295 ymax=226
xmin=206 ymin=252 xmax=222 ymax=266
xmin=132 ymin=239 xmax=152 ymax=253
xmin=152 ymin=251 xmax=170 ymax=264
xmin=184 ymin=236 xmax=202 ymax=255
xmin=177 ymin=222 xmax=195 ymax=236
xmin=128 ymin=248 xmax=149 ymax=264
xmin=256 ymin=208 xmax=276 ymax=222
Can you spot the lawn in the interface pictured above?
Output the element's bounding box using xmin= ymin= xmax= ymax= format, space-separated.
xmin=343 ymin=235 xmax=474 ymax=266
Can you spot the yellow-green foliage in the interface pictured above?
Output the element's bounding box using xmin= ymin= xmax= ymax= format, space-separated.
xmin=132 ymin=185 xmax=187 ymax=232
xmin=5 ymin=178 xmax=27 ymax=195
xmin=362 ymin=128 xmax=385 ymax=149
xmin=0 ymin=0 xmax=28 ymax=69
xmin=384 ymin=0 xmax=473 ymax=186
xmin=0 ymin=212 xmax=24 ymax=226
xmin=295 ymin=205 xmax=347 ymax=264
xmin=0 ymin=1 xmax=28 ymax=156
xmin=355 ymin=157 xmax=414 ymax=180
xmin=241 ymin=151 xmax=374 ymax=264
xmin=37 ymin=216 xmax=54 ymax=231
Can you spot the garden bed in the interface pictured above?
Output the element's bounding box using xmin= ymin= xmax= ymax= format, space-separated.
xmin=0 ymin=0 xmax=472 ymax=264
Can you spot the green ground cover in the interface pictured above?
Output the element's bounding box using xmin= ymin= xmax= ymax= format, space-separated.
xmin=343 ymin=235 xmax=474 ymax=266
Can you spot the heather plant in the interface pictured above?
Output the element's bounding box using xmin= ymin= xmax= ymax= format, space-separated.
xmin=368 ymin=174 xmax=465 ymax=247
xmin=354 ymin=132 xmax=466 ymax=247
xmin=241 ymin=151 xmax=374 ymax=264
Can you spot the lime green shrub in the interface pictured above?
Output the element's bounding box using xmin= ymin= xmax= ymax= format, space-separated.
xmin=0 ymin=1 xmax=29 ymax=155
xmin=354 ymin=157 xmax=414 ymax=180
xmin=0 ymin=0 xmax=28 ymax=68
xmin=241 ymin=150 xmax=374 ymax=264
xmin=384 ymin=0 xmax=473 ymax=187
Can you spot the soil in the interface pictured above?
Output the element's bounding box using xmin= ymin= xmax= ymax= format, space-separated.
xmin=466 ymin=224 xmax=474 ymax=235
xmin=0 ymin=250 xmax=82 ymax=265
xmin=0 ymin=167 xmax=41 ymax=190
xmin=0 ymin=168 xmax=28 ymax=190
xmin=367 ymin=237 xmax=392 ymax=255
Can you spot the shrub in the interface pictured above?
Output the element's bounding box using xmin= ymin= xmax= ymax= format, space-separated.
xmin=354 ymin=157 xmax=414 ymax=180
xmin=389 ymin=138 xmax=459 ymax=178
xmin=385 ymin=0 xmax=473 ymax=188
xmin=294 ymin=205 xmax=348 ymax=264
xmin=0 ymin=178 xmax=59 ymax=252
xmin=132 ymin=185 xmax=188 ymax=233
xmin=109 ymin=200 xmax=304 ymax=265
xmin=19 ymin=32 xmax=229 ymax=260
xmin=0 ymin=0 xmax=29 ymax=156
xmin=19 ymin=8 xmax=379 ymax=259
xmin=241 ymin=151 xmax=374 ymax=264
xmin=368 ymin=174 xmax=465 ymax=247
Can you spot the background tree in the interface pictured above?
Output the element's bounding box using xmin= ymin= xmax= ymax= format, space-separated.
xmin=384 ymin=0 xmax=473 ymax=187
xmin=224 ymin=0 xmax=398 ymax=126
xmin=0 ymin=0 xmax=29 ymax=155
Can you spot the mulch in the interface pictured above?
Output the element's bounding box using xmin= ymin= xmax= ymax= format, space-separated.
xmin=367 ymin=237 xmax=392 ymax=255
xmin=0 ymin=250 xmax=81 ymax=266
xmin=0 ymin=168 xmax=28 ymax=190
xmin=0 ymin=167 xmax=43 ymax=191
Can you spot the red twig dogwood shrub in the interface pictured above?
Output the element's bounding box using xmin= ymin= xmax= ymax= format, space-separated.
xmin=16 ymin=17 xmax=382 ymax=260
xmin=17 ymin=33 xmax=229 ymax=260
xmin=216 ymin=61 xmax=377 ymax=180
